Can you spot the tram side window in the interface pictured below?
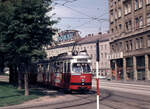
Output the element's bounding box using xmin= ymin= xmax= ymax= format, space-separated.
xmin=59 ymin=62 xmax=63 ymax=73
xmin=64 ymin=62 xmax=70 ymax=73
xmin=56 ymin=62 xmax=59 ymax=72
xmin=41 ymin=65 xmax=44 ymax=72
xmin=54 ymin=62 xmax=57 ymax=73
xmin=67 ymin=63 xmax=70 ymax=73
xmin=64 ymin=63 xmax=67 ymax=73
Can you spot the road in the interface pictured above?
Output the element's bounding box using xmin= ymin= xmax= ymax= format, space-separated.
xmin=1 ymin=79 xmax=150 ymax=109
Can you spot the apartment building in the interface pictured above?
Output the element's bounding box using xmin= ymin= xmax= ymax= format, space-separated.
xmin=109 ymin=0 xmax=150 ymax=80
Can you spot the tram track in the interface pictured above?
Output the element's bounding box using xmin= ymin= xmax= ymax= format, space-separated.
xmin=110 ymin=93 xmax=150 ymax=109
xmin=54 ymin=90 xmax=111 ymax=109
xmin=98 ymin=90 xmax=150 ymax=109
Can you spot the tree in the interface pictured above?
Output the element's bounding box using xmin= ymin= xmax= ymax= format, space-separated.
xmin=0 ymin=1 xmax=14 ymax=74
xmin=1 ymin=0 xmax=56 ymax=96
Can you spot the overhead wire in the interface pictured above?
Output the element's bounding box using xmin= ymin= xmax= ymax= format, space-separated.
xmin=53 ymin=2 xmax=109 ymax=22
xmin=52 ymin=1 xmax=109 ymax=32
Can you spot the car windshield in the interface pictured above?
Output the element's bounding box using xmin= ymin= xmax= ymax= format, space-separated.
xmin=72 ymin=63 xmax=91 ymax=74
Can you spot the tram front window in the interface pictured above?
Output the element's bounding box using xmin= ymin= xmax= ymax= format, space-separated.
xmin=82 ymin=63 xmax=91 ymax=73
xmin=72 ymin=63 xmax=91 ymax=74
xmin=72 ymin=63 xmax=82 ymax=73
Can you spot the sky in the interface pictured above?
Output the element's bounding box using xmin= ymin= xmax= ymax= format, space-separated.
xmin=51 ymin=0 xmax=109 ymax=37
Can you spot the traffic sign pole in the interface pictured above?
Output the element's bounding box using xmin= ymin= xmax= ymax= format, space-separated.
xmin=96 ymin=61 xmax=99 ymax=109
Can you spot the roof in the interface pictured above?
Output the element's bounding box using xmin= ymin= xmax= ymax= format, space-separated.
xmin=77 ymin=33 xmax=110 ymax=45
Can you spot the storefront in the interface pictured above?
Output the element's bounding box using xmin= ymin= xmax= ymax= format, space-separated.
xmin=126 ymin=57 xmax=134 ymax=80
xmin=136 ymin=56 xmax=145 ymax=80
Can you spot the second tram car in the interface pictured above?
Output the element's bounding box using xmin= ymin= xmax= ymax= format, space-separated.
xmin=37 ymin=50 xmax=92 ymax=91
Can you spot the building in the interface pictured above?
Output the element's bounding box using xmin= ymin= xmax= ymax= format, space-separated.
xmin=46 ymin=32 xmax=111 ymax=77
xmin=46 ymin=30 xmax=81 ymax=57
xmin=109 ymin=0 xmax=150 ymax=81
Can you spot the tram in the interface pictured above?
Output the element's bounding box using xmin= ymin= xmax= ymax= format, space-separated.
xmin=37 ymin=50 xmax=92 ymax=91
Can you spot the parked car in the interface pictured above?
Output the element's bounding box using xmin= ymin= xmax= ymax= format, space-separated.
xmin=98 ymin=76 xmax=106 ymax=79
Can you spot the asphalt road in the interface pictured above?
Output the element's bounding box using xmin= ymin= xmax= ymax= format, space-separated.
xmin=1 ymin=79 xmax=150 ymax=109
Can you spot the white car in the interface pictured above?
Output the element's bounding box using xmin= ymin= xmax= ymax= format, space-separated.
xmin=98 ymin=76 xmax=106 ymax=79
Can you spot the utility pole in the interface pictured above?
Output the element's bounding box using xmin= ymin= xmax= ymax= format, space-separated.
xmin=96 ymin=40 xmax=100 ymax=109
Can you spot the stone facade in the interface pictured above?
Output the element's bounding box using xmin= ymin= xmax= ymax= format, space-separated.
xmin=109 ymin=0 xmax=150 ymax=81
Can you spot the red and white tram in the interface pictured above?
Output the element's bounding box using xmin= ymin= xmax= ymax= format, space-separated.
xmin=37 ymin=50 xmax=92 ymax=91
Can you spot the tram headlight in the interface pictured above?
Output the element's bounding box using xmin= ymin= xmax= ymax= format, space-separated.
xmin=81 ymin=79 xmax=85 ymax=82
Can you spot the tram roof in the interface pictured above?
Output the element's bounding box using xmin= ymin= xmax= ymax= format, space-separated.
xmin=37 ymin=50 xmax=91 ymax=64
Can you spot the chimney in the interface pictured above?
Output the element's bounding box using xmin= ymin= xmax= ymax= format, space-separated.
xmin=98 ymin=32 xmax=102 ymax=35
xmin=88 ymin=34 xmax=91 ymax=37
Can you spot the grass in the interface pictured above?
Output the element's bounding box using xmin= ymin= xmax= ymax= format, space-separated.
xmin=0 ymin=82 xmax=44 ymax=107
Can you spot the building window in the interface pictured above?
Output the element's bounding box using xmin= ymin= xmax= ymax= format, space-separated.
xmin=116 ymin=43 xmax=118 ymax=51
xmin=101 ymin=45 xmax=103 ymax=50
xmin=101 ymin=53 xmax=103 ymax=58
xmin=119 ymin=42 xmax=123 ymax=51
xmin=139 ymin=0 xmax=143 ymax=8
xmin=91 ymin=54 xmax=93 ymax=58
xmin=125 ymin=20 xmax=132 ymax=31
xmin=140 ymin=37 xmax=144 ymax=48
xmin=146 ymin=0 xmax=150 ymax=5
xmin=84 ymin=47 xmax=86 ymax=50
xmin=111 ymin=28 xmax=114 ymax=33
xmin=110 ymin=10 xmax=114 ymax=23
xmin=125 ymin=4 xmax=128 ymax=15
xmin=111 ymin=45 xmax=115 ymax=52
xmin=135 ymin=17 xmax=143 ymax=29
xmin=105 ymin=44 xmax=107 ymax=49
xmin=147 ymin=36 xmax=150 ymax=47
xmin=118 ymin=8 xmax=122 ymax=18
xmin=105 ymin=53 xmax=107 ymax=58
xmin=128 ymin=3 xmax=132 ymax=13
xmin=119 ymin=24 xmax=122 ymax=30
xmin=115 ymin=9 xmax=118 ymax=19
xmin=125 ymin=22 xmax=129 ymax=31
xmin=116 ymin=26 xmax=118 ymax=32
xmin=136 ymin=38 xmax=140 ymax=49
xmin=135 ymin=0 xmax=138 ymax=10
xmin=129 ymin=20 xmax=132 ymax=30
xmin=126 ymin=41 xmax=129 ymax=51
xmin=129 ymin=40 xmax=133 ymax=50
xmin=147 ymin=13 xmax=150 ymax=25
xmin=139 ymin=16 xmax=143 ymax=28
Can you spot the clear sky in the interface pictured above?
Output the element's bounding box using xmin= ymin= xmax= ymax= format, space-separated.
xmin=51 ymin=0 xmax=109 ymax=37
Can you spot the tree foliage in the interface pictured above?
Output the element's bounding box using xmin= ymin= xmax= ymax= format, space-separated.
xmin=0 ymin=0 xmax=56 ymax=95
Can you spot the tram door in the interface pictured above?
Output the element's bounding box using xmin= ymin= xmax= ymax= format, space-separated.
xmin=64 ymin=62 xmax=71 ymax=89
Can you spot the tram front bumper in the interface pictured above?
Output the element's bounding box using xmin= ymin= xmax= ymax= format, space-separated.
xmin=69 ymin=82 xmax=92 ymax=90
